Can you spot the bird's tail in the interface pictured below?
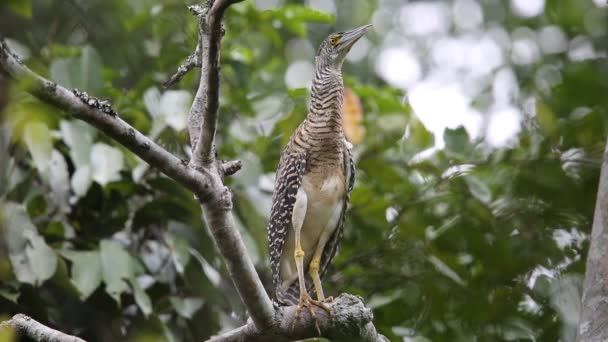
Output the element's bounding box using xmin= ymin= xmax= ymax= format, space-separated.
xmin=275 ymin=285 xmax=299 ymax=306
xmin=275 ymin=280 xmax=315 ymax=306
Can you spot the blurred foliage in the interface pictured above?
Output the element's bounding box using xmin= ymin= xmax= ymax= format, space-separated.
xmin=0 ymin=0 xmax=607 ymax=341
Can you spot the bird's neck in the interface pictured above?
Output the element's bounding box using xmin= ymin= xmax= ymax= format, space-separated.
xmin=296 ymin=64 xmax=345 ymax=159
xmin=307 ymin=64 xmax=344 ymax=125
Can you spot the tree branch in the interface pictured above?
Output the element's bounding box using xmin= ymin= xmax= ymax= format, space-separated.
xmin=190 ymin=0 xmax=242 ymax=166
xmin=208 ymin=294 xmax=389 ymax=342
xmin=577 ymin=138 xmax=608 ymax=342
xmin=183 ymin=0 xmax=275 ymax=331
xmin=162 ymin=43 xmax=201 ymax=88
xmin=1 ymin=314 xmax=86 ymax=342
xmin=0 ymin=40 xmax=212 ymax=200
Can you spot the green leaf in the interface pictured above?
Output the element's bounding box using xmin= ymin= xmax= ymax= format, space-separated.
xmin=61 ymin=250 xmax=102 ymax=300
xmin=282 ymin=5 xmax=334 ymax=23
xmin=80 ymin=46 xmax=104 ymax=93
xmin=128 ymin=277 xmax=152 ymax=317
xmin=169 ymin=296 xmax=204 ymax=319
xmin=189 ymin=249 xmax=221 ymax=287
xmin=59 ymin=119 xmax=96 ymax=168
xmin=266 ymin=5 xmax=335 ymax=36
xmin=166 ymin=230 xmax=190 ymax=275
xmin=50 ymin=45 xmax=103 ymax=93
xmin=90 ymin=143 xmax=124 ymax=186
xmin=549 ymin=274 xmax=582 ymax=326
xmin=408 ymin=116 xmax=434 ymax=150
xmin=287 ymin=87 xmax=308 ymax=98
xmin=465 ymin=175 xmax=492 ymax=204
xmin=443 ymin=126 xmax=471 ymax=158
xmin=2 ymin=202 xmax=58 ymax=286
xmin=428 ymin=255 xmax=466 ymax=286
xmin=536 ymin=101 xmax=558 ymax=137
xmin=3 ymin=0 xmax=31 ymax=18
xmin=100 ymin=239 xmax=133 ymax=304
xmin=23 ymin=122 xmax=53 ymax=174
xmin=0 ymin=287 xmax=20 ymax=304
xmin=501 ymin=318 xmax=537 ymax=341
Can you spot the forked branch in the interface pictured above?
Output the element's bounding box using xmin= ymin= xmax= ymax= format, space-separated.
xmin=183 ymin=0 xmax=276 ymax=332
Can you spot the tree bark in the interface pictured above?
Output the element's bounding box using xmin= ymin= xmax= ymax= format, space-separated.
xmin=184 ymin=0 xmax=275 ymax=330
xmin=578 ymin=137 xmax=608 ymax=342
xmin=0 ymin=314 xmax=86 ymax=342
xmin=208 ymin=294 xmax=388 ymax=342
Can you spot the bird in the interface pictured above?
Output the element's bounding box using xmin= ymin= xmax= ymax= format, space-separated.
xmin=267 ymin=24 xmax=371 ymax=327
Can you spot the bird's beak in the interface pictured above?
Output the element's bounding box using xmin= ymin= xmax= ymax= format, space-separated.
xmin=338 ymin=24 xmax=372 ymax=51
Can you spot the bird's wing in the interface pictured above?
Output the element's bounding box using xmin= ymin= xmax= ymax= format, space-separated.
xmin=317 ymin=141 xmax=355 ymax=280
xmin=267 ymin=149 xmax=307 ymax=300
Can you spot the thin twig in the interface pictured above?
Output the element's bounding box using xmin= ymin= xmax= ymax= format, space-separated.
xmin=162 ymin=42 xmax=201 ymax=88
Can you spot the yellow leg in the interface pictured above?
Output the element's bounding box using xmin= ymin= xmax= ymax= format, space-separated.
xmin=309 ymin=256 xmax=325 ymax=301
xmin=294 ymin=235 xmax=307 ymax=300
xmin=292 ymin=230 xmax=330 ymax=334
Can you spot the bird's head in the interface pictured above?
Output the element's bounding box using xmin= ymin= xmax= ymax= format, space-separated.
xmin=316 ymin=24 xmax=372 ymax=70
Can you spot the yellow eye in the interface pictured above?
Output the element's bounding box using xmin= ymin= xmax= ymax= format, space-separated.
xmin=329 ymin=36 xmax=339 ymax=46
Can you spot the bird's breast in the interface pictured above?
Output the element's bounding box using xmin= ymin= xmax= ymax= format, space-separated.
xmin=299 ymin=170 xmax=346 ymax=252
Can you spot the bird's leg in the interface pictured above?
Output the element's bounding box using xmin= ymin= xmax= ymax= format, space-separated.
xmin=290 ymin=189 xmax=322 ymax=334
xmin=308 ymin=255 xmax=333 ymax=312
xmin=308 ymin=201 xmax=344 ymax=305
xmin=292 ymin=230 xmax=323 ymax=334
xmin=309 ymin=256 xmax=325 ymax=301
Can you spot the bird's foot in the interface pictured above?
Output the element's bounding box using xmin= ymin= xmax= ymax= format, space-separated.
xmin=292 ymin=294 xmax=331 ymax=335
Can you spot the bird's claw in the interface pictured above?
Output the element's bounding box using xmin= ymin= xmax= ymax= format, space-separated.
xmin=292 ymin=294 xmax=331 ymax=335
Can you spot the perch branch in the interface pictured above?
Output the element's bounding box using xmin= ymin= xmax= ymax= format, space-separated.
xmin=0 ymin=314 xmax=86 ymax=342
xmin=208 ymin=294 xmax=389 ymax=342
xmin=578 ymin=138 xmax=608 ymax=342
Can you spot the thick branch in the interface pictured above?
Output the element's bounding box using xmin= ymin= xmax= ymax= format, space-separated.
xmin=577 ymin=138 xmax=608 ymax=342
xmin=184 ymin=0 xmax=275 ymax=331
xmin=198 ymin=181 xmax=275 ymax=330
xmin=1 ymin=314 xmax=86 ymax=342
xmin=0 ymin=41 xmax=212 ymax=200
xmin=208 ymin=294 xmax=389 ymax=342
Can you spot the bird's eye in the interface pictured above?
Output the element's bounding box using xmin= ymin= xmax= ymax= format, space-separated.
xmin=329 ymin=36 xmax=339 ymax=46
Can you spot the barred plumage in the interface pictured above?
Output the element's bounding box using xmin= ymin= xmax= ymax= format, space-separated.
xmin=266 ymin=25 xmax=370 ymax=314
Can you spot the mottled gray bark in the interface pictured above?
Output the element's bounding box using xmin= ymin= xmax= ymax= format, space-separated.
xmin=0 ymin=314 xmax=86 ymax=342
xmin=578 ymin=138 xmax=608 ymax=342
xmin=208 ymin=294 xmax=389 ymax=342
